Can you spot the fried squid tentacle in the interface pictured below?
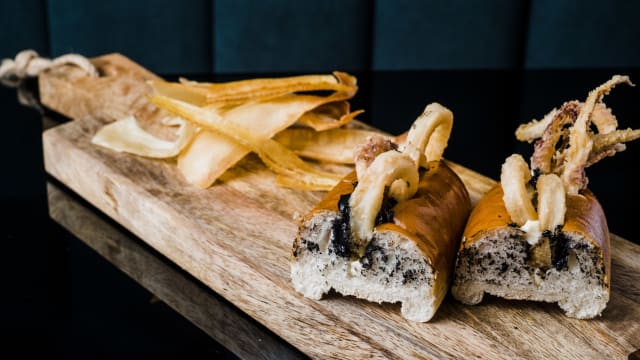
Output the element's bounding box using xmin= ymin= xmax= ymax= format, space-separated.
xmin=591 ymin=102 xmax=619 ymax=134
xmin=530 ymin=101 xmax=580 ymax=174
xmin=516 ymin=107 xmax=559 ymax=143
xmin=562 ymin=75 xmax=633 ymax=194
xmin=506 ymin=75 xmax=639 ymax=229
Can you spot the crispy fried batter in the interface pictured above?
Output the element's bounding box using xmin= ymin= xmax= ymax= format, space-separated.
xmin=506 ymin=75 xmax=639 ymax=229
xmin=530 ymin=101 xmax=580 ymax=173
xmin=348 ymin=103 xmax=454 ymax=247
xmin=536 ymin=174 xmax=566 ymax=231
xmin=591 ymin=102 xmax=619 ymax=134
xmin=501 ymin=154 xmax=537 ymax=226
xmin=353 ymin=135 xmax=398 ymax=180
xmin=516 ymin=107 xmax=559 ymax=143
xmin=593 ymin=128 xmax=640 ymax=151
xmin=349 ymin=151 xmax=418 ymax=244
xmin=402 ymin=103 xmax=453 ymax=167
xmin=562 ymin=75 xmax=633 ymax=194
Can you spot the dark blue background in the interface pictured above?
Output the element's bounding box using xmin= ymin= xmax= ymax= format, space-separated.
xmin=3 ymin=0 xmax=640 ymax=74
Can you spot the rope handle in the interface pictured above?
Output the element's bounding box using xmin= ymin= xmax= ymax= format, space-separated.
xmin=0 ymin=49 xmax=97 ymax=87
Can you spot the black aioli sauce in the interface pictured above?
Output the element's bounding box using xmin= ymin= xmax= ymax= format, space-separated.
xmin=331 ymin=188 xmax=397 ymax=259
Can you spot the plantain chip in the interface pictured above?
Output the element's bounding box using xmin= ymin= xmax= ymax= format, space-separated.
xmin=149 ymin=80 xmax=209 ymax=106
xmin=150 ymin=95 xmax=343 ymax=190
xmin=152 ymin=72 xmax=356 ymax=107
xmin=91 ymin=115 xmax=197 ymax=158
xmin=97 ymin=71 xmax=361 ymax=190
xmin=167 ymin=84 xmax=358 ymax=187
xmin=274 ymin=128 xmax=390 ymax=164
xmin=297 ymin=101 xmax=364 ymax=131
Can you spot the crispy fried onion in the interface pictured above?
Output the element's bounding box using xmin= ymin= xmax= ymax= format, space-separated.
xmin=91 ymin=115 xmax=197 ymax=158
xmin=150 ymin=95 xmax=343 ymax=190
xmin=348 ymin=103 xmax=453 ymax=247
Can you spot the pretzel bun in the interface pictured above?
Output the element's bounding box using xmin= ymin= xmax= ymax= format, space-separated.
xmin=452 ymin=185 xmax=610 ymax=319
xmin=291 ymin=160 xmax=470 ymax=322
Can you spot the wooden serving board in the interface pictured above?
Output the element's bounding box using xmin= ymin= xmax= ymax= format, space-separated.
xmin=40 ymin=54 xmax=640 ymax=359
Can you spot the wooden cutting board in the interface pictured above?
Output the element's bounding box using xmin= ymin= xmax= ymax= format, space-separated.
xmin=40 ymin=54 xmax=640 ymax=359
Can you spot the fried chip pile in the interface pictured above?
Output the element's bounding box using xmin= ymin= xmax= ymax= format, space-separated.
xmin=92 ymin=72 xmax=369 ymax=190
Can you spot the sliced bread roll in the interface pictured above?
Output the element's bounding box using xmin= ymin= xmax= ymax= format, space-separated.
xmin=452 ymin=185 xmax=610 ymax=319
xmin=291 ymin=161 xmax=470 ymax=322
xmin=452 ymin=75 xmax=639 ymax=319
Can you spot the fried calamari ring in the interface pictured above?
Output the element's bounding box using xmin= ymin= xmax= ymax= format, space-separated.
xmin=501 ymin=154 xmax=537 ymax=226
xmin=500 ymin=158 xmax=566 ymax=232
xmin=402 ymin=103 xmax=453 ymax=167
xmin=348 ymin=103 xmax=453 ymax=248
xmin=536 ymin=174 xmax=566 ymax=231
xmin=349 ymin=151 xmax=418 ymax=245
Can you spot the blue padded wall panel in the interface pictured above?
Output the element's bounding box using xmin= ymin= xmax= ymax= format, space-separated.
xmin=373 ymin=0 xmax=527 ymax=70
xmin=526 ymin=0 xmax=640 ymax=68
xmin=0 ymin=0 xmax=49 ymax=59
xmin=214 ymin=0 xmax=370 ymax=73
xmin=48 ymin=0 xmax=211 ymax=74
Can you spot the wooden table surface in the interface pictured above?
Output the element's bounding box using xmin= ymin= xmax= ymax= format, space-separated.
xmin=40 ymin=54 xmax=640 ymax=359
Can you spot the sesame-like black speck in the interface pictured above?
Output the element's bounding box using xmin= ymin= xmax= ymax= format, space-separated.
xmin=360 ymin=241 xmax=383 ymax=269
xmin=499 ymin=263 xmax=509 ymax=274
xmin=305 ymin=241 xmax=319 ymax=252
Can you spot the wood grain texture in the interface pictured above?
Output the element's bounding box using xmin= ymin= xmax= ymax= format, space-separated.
xmin=40 ymin=54 xmax=640 ymax=359
xmin=47 ymin=181 xmax=305 ymax=360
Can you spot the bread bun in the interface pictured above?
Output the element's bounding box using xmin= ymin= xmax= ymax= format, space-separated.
xmin=291 ymin=161 xmax=470 ymax=322
xmin=452 ymin=185 xmax=610 ymax=319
